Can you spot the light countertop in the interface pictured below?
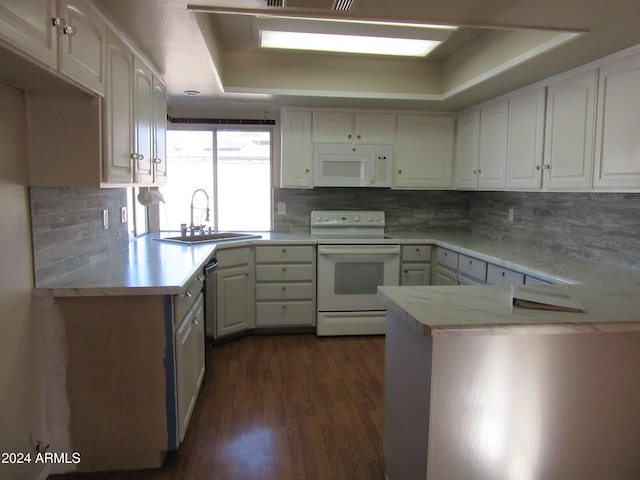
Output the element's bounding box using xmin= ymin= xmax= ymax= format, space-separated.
xmin=378 ymin=284 xmax=640 ymax=337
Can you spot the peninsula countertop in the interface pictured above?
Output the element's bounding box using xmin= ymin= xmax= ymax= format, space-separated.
xmin=378 ymin=284 xmax=640 ymax=337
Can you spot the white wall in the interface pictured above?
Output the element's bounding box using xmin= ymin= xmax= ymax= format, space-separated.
xmin=0 ymin=82 xmax=46 ymax=480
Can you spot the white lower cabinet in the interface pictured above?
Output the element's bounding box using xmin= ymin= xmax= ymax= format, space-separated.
xmin=434 ymin=247 xmax=459 ymax=285
xmin=457 ymin=254 xmax=487 ymax=285
xmin=401 ymin=245 xmax=432 ymax=286
xmin=255 ymin=245 xmax=316 ymax=327
xmin=175 ymin=292 xmax=205 ymax=443
xmin=486 ymin=263 xmax=525 ymax=285
xmin=215 ymin=246 xmax=255 ymax=339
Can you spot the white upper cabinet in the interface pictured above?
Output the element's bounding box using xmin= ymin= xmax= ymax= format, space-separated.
xmin=281 ymin=109 xmax=313 ymax=188
xmin=0 ymin=0 xmax=58 ymax=68
xmin=454 ymin=109 xmax=480 ymax=189
xmin=0 ymin=0 xmax=106 ymax=95
xmin=312 ymin=112 xmax=396 ymax=144
xmin=103 ymin=28 xmax=134 ymax=184
xmin=594 ymin=52 xmax=640 ymax=189
xmin=133 ymin=57 xmax=154 ymax=184
xmin=394 ymin=115 xmax=454 ymax=189
xmin=152 ymin=75 xmax=168 ymax=185
xmin=57 ymin=0 xmax=106 ymax=95
xmin=506 ymin=88 xmax=546 ymax=190
xmin=478 ymin=99 xmax=508 ymax=189
xmin=544 ymin=69 xmax=597 ymax=190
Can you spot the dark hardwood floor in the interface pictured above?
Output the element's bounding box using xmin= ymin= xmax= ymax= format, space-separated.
xmin=51 ymin=334 xmax=386 ymax=480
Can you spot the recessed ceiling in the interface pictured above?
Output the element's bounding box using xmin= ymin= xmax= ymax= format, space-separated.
xmin=91 ymin=0 xmax=640 ymax=116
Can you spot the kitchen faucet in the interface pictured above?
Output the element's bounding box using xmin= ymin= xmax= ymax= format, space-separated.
xmin=190 ymin=188 xmax=210 ymax=234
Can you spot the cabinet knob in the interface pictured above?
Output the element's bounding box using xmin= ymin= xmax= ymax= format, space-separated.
xmin=62 ymin=25 xmax=76 ymax=36
xmin=282 ymin=286 xmax=287 ymax=291
xmin=444 ymin=251 xmax=448 ymax=256
xmin=153 ymin=158 xmax=162 ymax=164
xmin=468 ymin=260 xmax=473 ymax=265
xmin=500 ymin=271 xmax=506 ymax=277
xmin=305 ymin=168 xmax=310 ymax=173
xmin=398 ymin=169 xmax=402 ymax=174
xmin=198 ymin=274 xmax=205 ymax=282
xmin=192 ymin=315 xmax=201 ymax=325
xmin=543 ymin=164 xmax=551 ymax=170
xmin=282 ymin=248 xmax=287 ymax=253
xmin=535 ymin=165 xmax=542 ymax=171
xmin=348 ymin=134 xmax=352 ymax=139
xmin=357 ymin=135 xmax=361 ymax=140
xmin=282 ymin=304 xmax=287 ymax=310
xmin=51 ymin=17 xmax=65 ymax=27
xmin=282 ymin=267 xmax=287 ymax=272
xmin=185 ymin=291 xmax=193 ymax=298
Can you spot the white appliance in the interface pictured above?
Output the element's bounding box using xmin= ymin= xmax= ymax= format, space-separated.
xmin=312 ymin=211 xmax=400 ymax=336
xmin=313 ymin=144 xmax=393 ymax=187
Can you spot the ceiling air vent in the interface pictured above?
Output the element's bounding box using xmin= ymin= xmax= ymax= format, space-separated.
xmin=332 ymin=0 xmax=356 ymax=11
xmin=266 ymin=0 xmax=285 ymax=6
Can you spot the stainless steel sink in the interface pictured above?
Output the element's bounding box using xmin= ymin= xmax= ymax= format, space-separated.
xmin=156 ymin=232 xmax=262 ymax=244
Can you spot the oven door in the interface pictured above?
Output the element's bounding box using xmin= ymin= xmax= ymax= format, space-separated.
xmin=317 ymin=244 xmax=400 ymax=311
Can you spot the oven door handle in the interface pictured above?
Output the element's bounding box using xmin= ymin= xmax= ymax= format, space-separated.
xmin=317 ymin=245 xmax=400 ymax=256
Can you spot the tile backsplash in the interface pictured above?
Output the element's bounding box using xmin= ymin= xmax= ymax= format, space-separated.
xmin=30 ymin=187 xmax=128 ymax=283
xmin=469 ymin=191 xmax=640 ymax=269
xmin=275 ymin=188 xmax=640 ymax=269
xmin=273 ymin=188 xmax=472 ymax=233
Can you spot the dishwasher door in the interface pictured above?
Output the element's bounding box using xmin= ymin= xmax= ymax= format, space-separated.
xmin=204 ymin=258 xmax=218 ymax=339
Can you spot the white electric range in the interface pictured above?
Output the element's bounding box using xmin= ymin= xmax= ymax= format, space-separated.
xmin=311 ymin=211 xmax=400 ymax=336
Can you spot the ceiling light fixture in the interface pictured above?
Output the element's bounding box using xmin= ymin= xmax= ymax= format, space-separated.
xmin=260 ymin=30 xmax=441 ymax=57
xmin=255 ymin=16 xmax=456 ymax=58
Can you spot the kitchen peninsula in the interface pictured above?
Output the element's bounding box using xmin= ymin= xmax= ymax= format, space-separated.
xmin=379 ymin=283 xmax=640 ymax=480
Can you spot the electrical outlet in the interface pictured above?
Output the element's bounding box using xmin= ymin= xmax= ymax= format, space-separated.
xmin=120 ymin=206 xmax=128 ymax=224
xmin=508 ymin=208 xmax=514 ymax=222
xmin=277 ymin=202 xmax=286 ymax=215
xmin=102 ymin=209 xmax=109 ymax=229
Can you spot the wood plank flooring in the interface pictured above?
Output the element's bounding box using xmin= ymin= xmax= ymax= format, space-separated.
xmin=50 ymin=334 xmax=386 ymax=480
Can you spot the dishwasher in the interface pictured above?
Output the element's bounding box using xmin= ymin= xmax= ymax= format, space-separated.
xmin=204 ymin=257 xmax=218 ymax=341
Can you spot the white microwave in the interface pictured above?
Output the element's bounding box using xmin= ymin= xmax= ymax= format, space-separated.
xmin=313 ymin=144 xmax=393 ymax=187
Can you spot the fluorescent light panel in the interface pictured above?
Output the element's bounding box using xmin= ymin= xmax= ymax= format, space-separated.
xmin=260 ymin=30 xmax=441 ymax=57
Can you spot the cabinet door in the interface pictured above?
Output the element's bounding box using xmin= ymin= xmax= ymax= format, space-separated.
xmin=216 ymin=265 xmax=253 ymax=338
xmin=594 ymin=52 xmax=640 ymax=189
xmin=355 ymin=114 xmax=396 ymax=144
xmin=506 ymin=88 xmax=546 ymax=190
xmin=394 ymin=115 xmax=454 ymax=189
xmin=281 ymin=109 xmax=313 ymax=188
xmin=435 ymin=268 xmax=457 ymax=285
xmin=133 ymin=57 xmax=154 ymax=183
xmin=544 ymin=69 xmax=597 ymax=190
xmin=454 ymin=109 xmax=480 ymax=189
xmin=103 ymin=29 xmax=134 ymax=184
xmin=401 ymin=264 xmax=431 ymax=286
xmin=152 ymin=75 xmax=168 ymax=184
xmin=175 ymin=294 xmax=205 ymax=443
xmin=478 ymin=99 xmax=508 ymax=189
xmin=58 ymin=0 xmax=106 ymax=95
xmin=0 ymin=0 xmax=57 ymax=67
xmin=312 ymin=112 xmax=354 ymax=143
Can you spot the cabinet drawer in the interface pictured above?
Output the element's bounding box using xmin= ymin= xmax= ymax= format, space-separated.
xmin=256 ymin=245 xmax=314 ymax=263
xmin=256 ymin=264 xmax=314 ymax=282
xmin=436 ymin=247 xmax=458 ymax=270
xmin=256 ymin=301 xmax=315 ymax=327
xmin=524 ymin=275 xmax=552 ymax=285
xmin=256 ymin=283 xmax=314 ymax=301
xmin=458 ymin=254 xmax=487 ymax=282
xmin=487 ymin=264 xmax=525 ymax=285
xmin=402 ymin=245 xmax=432 ymax=262
xmin=216 ymin=246 xmax=252 ymax=268
xmin=174 ymin=271 xmax=205 ymax=326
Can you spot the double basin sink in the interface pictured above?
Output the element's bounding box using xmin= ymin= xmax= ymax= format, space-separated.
xmin=157 ymin=232 xmax=262 ymax=245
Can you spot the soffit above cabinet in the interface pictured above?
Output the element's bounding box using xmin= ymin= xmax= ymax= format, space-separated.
xmin=90 ymin=0 xmax=640 ymax=115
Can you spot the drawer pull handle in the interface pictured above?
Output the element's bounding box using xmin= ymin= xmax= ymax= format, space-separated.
xmin=185 ymin=291 xmax=192 ymax=298
xmin=282 ymin=248 xmax=287 ymax=253
xmin=500 ymin=272 xmax=506 ymax=277
xmin=282 ymin=286 xmax=287 ymax=291
xmin=282 ymin=305 xmax=287 ymax=310
xmin=468 ymin=260 xmax=473 ymax=265
xmin=198 ymin=275 xmax=205 ymax=282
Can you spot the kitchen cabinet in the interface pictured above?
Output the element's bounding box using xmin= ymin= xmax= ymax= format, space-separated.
xmin=103 ymin=28 xmax=134 ymax=184
xmin=401 ymin=244 xmax=432 ymax=286
xmin=543 ymin=69 xmax=597 ymax=190
xmin=0 ymin=0 xmax=106 ymax=95
xmin=478 ymin=99 xmax=508 ymax=189
xmin=454 ymin=109 xmax=480 ymax=189
xmin=457 ymin=254 xmax=487 ymax=285
xmin=312 ymin=112 xmax=396 ymax=144
xmin=486 ymin=263 xmax=525 ymax=285
xmin=394 ymin=115 xmax=454 ymax=189
xmin=594 ymin=51 xmax=640 ymax=189
xmin=175 ymin=292 xmax=205 ymax=443
xmin=152 ymin=75 xmax=168 ymax=184
xmin=255 ymin=245 xmax=316 ymax=328
xmin=506 ymin=88 xmax=546 ymax=190
xmin=434 ymin=247 xmax=458 ymax=285
xmin=215 ymin=246 xmax=255 ymax=339
xmin=280 ymin=108 xmax=313 ymax=188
